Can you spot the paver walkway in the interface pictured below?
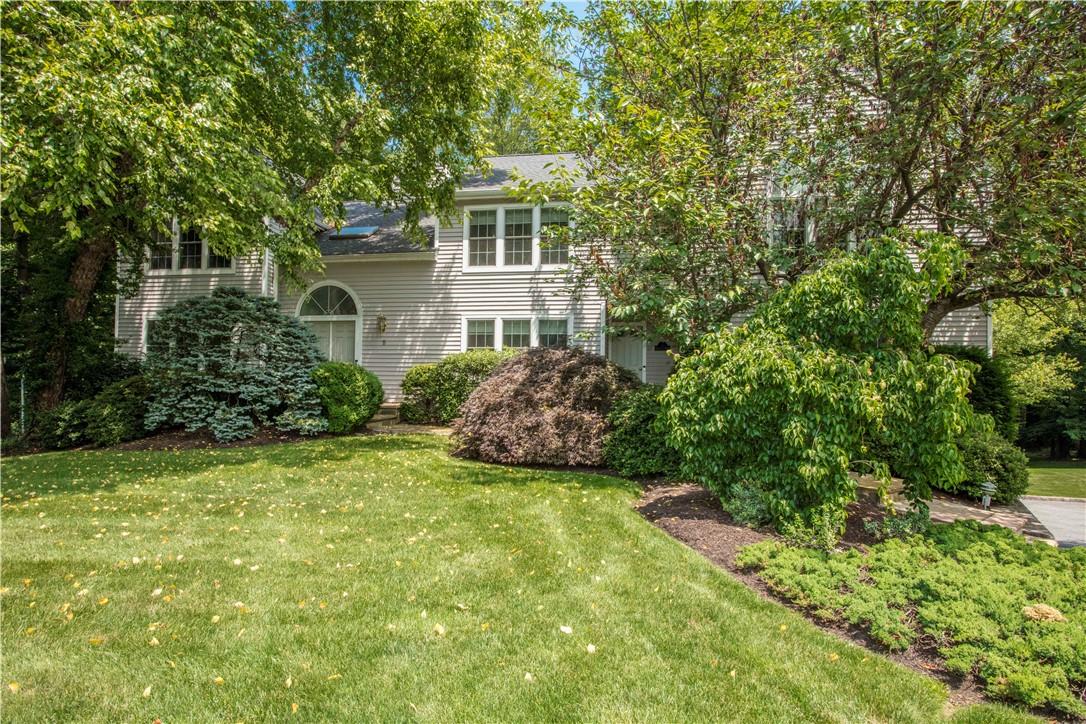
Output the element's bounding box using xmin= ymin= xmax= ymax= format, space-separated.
xmin=1020 ymin=496 xmax=1086 ymax=548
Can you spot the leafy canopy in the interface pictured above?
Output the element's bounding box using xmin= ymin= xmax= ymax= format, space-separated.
xmin=661 ymin=234 xmax=974 ymax=544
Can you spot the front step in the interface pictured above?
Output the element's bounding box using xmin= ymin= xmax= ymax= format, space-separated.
xmin=369 ymin=403 xmax=400 ymax=426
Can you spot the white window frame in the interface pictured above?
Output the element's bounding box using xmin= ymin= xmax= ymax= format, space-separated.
xmin=765 ymin=177 xmax=816 ymax=250
xmin=462 ymin=203 xmax=573 ymax=273
xmin=146 ymin=219 xmax=236 ymax=276
xmin=294 ymin=280 xmax=364 ymax=365
xmin=141 ymin=314 xmax=159 ymax=357
xmin=460 ymin=313 xmax=575 ymax=351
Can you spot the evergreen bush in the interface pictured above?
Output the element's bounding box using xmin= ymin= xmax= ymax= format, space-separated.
xmin=143 ymin=288 xmax=326 ymax=442
xmin=936 ymin=345 xmax=1019 ymax=440
xmin=603 ymin=385 xmax=680 ymax=476
xmin=453 ymin=347 xmax=640 ymax=466
xmin=311 ymin=362 xmax=383 ymax=434
xmin=950 ymin=422 xmax=1030 ymax=504
xmin=400 ymin=349 xmax=516 ymax=424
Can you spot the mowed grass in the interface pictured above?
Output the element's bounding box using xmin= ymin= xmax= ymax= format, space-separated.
xmin=1 ymin=434 xmax=1032 ymax=722
xmin=1028 ymin=460 xmax=1086 ymax=498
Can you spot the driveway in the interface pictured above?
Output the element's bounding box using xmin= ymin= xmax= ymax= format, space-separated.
xmin=1020 ymin=496 xmax=1086 ymax=548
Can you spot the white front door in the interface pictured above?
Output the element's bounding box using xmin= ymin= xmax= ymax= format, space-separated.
xmin=609 ymin=335 xmax=646 ymax=382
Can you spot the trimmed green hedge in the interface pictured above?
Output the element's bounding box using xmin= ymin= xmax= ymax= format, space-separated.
xmin=400 ymin=349 xmax=516 ymax=424
xmin=311 ymin=362 xmax=384 ymax=434
xmin=603 ymin=386 xmax=680 ymax=477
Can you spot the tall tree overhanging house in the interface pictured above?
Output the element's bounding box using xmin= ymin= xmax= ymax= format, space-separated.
xmin=115 ymin=153 xmax=991 ymax=398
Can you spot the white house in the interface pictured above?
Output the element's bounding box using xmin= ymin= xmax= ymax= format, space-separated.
xmin=114 ymin=153 xmax=989 ymax=399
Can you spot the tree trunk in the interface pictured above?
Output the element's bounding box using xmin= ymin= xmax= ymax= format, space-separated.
xmin=1 ymin=354 xmax=10 ymax=438
xmin=37 ymin=235 xmax=116 ymax=410
xmin=921 ymin=293 xmax=983 ymax=343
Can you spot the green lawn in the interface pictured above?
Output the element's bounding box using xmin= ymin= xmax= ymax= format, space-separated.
xmin=1 ymin=435 xmax=1035 ymax=722
xmin=1028 ymin=460 xmax=1086 ymax=498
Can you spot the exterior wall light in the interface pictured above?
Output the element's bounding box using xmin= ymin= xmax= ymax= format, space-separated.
xmin=376 ymin=313 xmax=388 ymax=335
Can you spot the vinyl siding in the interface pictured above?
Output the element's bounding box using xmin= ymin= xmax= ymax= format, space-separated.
xmin=277 ymin=201 xmax=605 ymax=400
xmin=115 ymin=252 xmax=267 ymax=356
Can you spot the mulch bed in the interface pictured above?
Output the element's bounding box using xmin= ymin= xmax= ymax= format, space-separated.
xmin=635 ymin=481 xmax=990 ymax=711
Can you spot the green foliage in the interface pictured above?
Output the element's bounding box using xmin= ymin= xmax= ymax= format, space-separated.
xmin=737 ymin=521 xmax=1086 ymax=715
xmin=31 ymin=399 xmax=93 ymax=450
xmin=0 ymin=0 xmax=504 ymax=407
xmin=996 ymin=300 xmax=1086 ymax=458
xmin=399 ymin=349 xmax=516 ymax=425
xmin=143 ymin=288 xmax=325 ymax=442
xmin=530 ymin=4 xmax=1084 ymax=345
xmin=602 ymin=386 xmax=679 ymax=477
xmin=520 ymin=3 xmax=805 ymax=347
xmin=863 ymin=508 xmax=931 ymax=542
xmin=800 ymin=3 xmax=1086 ymax=326
xmin=453 ymin=348 xmax=640 ymax=466
xmin=936 ymin=345 xmax=1019 ymax=441
xmin=311 ymin=362 xmax=383 ymax=434
xmin=662 ymin=235 xmax=973 ymax=545
xmin=946 ymin=424 xmax=1030 ymax=505
xmin=83 ymin=376 xmax=151 ymax=447
xmin=30 ymin=374 xmax=152 ymax=449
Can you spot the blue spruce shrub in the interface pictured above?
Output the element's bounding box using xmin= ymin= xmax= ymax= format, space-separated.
xmin=143 ymin=288 xmax=326 ymax=441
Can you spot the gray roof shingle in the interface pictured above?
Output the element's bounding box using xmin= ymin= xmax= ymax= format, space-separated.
xmin=460 ymin=152 xmax=580 ymax=191
xmin=318 ymin=154 xmax=577 ymax=257
xmin=317 ymin=203 xmax=433 ymax=257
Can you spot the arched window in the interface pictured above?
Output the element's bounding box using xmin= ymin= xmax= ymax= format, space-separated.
xmin=297 ymin=283 xmax=360 ymax=363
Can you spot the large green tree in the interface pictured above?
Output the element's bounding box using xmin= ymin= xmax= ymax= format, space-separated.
xmin=797 ymin=2 xmax=1086 ymax=336
xmin=524 ymin=2 xmax=806 ymax=348
xmin=533 ymin=2 xmax=1084 ymax=347
xmin=1 ymin=1 xmax=498 ymax=409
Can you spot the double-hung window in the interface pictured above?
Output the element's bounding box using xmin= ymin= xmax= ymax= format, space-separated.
xmin=502 ymin=319 xmax=531 ymax=349
xmin=466 ymin=319 xmax=496 ymax=349
xmin=503 ymin=208 xmax=533 ymax=266
xmin=539 ymin=207 xmax=570 ymax=265
xmin=538 ymin=318 xmax=569 ymax=348
xmin=464 ymin=205 xmax=572 ymax=270
xmin=468 ymin=210 xmax=497 ymax=267
xmin=769 ymin=199 xmax=807 ymax=251
xmin=462 ymin=316 xmax=572 ymax=351
xmin=148 ymin=221 xmax=233 ymax=273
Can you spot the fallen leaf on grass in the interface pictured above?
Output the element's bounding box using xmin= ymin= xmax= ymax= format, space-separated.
xmin=559 ymin=625 xmax=572 ymax=635
xmin=213 ymin=676 xmax=224 ymax=686
xmin=8 ymin=682 xmax=20 ymax=693
xmin=143 ymin=685 xmax=152 ymax=698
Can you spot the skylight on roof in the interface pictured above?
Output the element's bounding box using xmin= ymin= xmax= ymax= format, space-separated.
xmin=330 ymin=226 xmax=379 ymax=239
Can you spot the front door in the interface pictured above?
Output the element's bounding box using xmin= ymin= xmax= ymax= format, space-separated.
xmin=609 ymin=335 xmax=645 ymax=382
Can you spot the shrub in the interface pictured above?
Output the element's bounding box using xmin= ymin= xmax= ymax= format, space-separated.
xmin=603 ymin=386 xmax=680 ymax=476
xmin=83 ymin=375 xmax=152 ymax=447
xmin=661 ymin=234 xmax=974 ymax=546
xmin=737 ymin=521 xmax=1086 ymax=716
xmin=143 ymin=288 xmax=326 ymax=442
xmin=936 ymin=345 xmax=1019 ymax=440
xmin=311 ymin=362 xmax=383 ymax=434
xmin=31 ymin=399 xmax=92 ymax=450
xmin=399 ymin=349 xmax=516 ymax=424
xmin=453 ymin=347 xmax=640 ymax=466
xmin=949 ymin=424 xmax=1030 ymax=504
